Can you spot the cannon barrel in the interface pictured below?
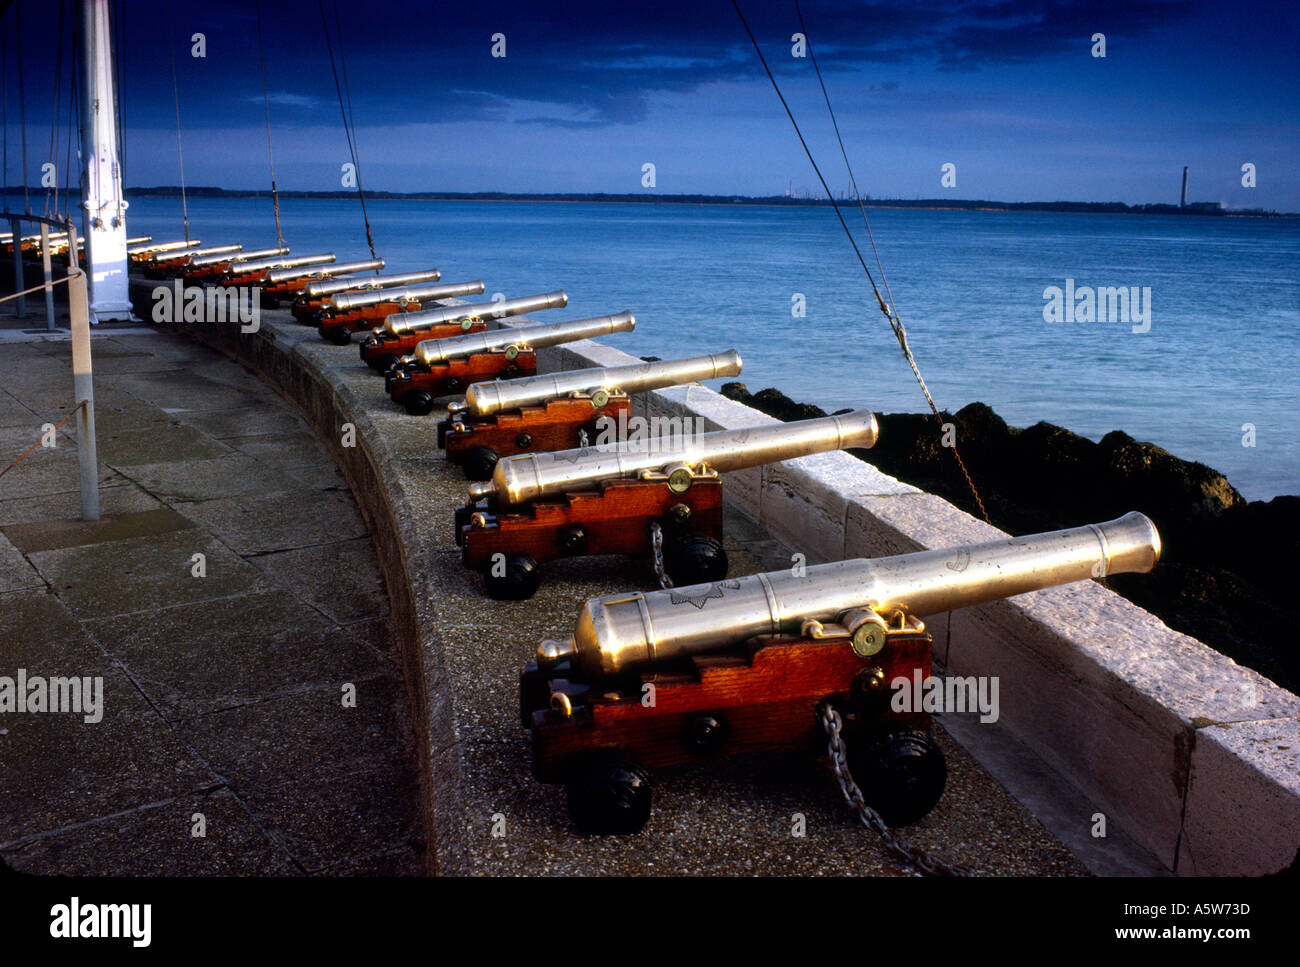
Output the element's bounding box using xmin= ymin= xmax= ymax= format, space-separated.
xmin=151 ymin=243 xmax=242 ymax=262
xmin=189 ymin=246 xmax=289 ymax=268
xmin=475 ymin=407 xmax=877 ymax=508
xmin=463 ymin=350 xmax=743 ymax=418
xmin=305 ymin=269 xmax=440 ymax=299
xmin=128 ymin=240 xmax=200 ymax=256
xmin=127 ymin=236 xmax=153 ymax=245
xmin=264 ymin=257 xmax=383 ymax=284
xmin=385 ymin=290 xmax=569 ymax=335
xmin=540 ymin=512 xmax=1161 ymax=677
xmin=416 ymin=311 xmax=635 ymax=369
xmin=330 ymin=278 xmax=483 ymax=311
xmin=228 ymin=253 xmax=335 ymax=275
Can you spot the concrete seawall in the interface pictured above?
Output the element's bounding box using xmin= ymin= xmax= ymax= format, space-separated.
xmin=128 ymin=280 xmax=1299 ymax=876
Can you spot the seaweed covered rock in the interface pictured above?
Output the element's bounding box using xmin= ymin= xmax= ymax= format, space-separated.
xmin=1099 ymin=430 xmax=1243 ymax=519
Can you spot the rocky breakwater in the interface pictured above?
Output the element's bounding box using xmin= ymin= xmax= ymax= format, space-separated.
xmin=720 ymin=384 xmax=1298 ymax=696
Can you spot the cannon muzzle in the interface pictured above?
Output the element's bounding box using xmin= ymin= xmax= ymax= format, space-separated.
xmin=189 ymin=246 xmax=289 ymax=268
xmin=462 ymin=350 xmax=743 ymax=418
xmin=129 ymin=239 xmax=200 ymax=256
xmin=415 ymin=311 xmax=635 ymax=369
xmin=151 ymin=243 xmax=242 ymax=262
xmin=264 ymin=257 xmax=383 ymax=284
xmin=330 ymin=279 xmax=483 ymax=311
xmin=540 ymin=512 xmax=1161 ymax=677
xmin=304 ymin=269 xmax=441 ymax=299
xmin=476 ymin=407 xmax=877 ymax=508
xmin=228 ymin=253 xmax=335 ymax=275
xmin=385 ymin=290 xmax=569 ymax=335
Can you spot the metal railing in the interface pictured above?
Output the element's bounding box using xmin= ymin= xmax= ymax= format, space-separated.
xmin=1 ymin=211 xmax=81 ymax=331
xmin=0 ymin=265 xmax=99 ymax=521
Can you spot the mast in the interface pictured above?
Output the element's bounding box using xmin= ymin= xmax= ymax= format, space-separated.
xmin=78 ymin=0 xmax=132 ymax=321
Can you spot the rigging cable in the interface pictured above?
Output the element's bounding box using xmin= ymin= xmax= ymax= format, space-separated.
xmin=731 ymin=0 xmax=989 ymax=522
xmin=168 ymin=4 xmax=190 ymax=241
xmin=112 ymin=0 xmax=126 ymax=190
xmin=45 ymin=0 xmax=66 ymax=219
xmin=318 ymin=0 xmax=376 ymax=260
xmin=63 ymin=10 xmax=77 ymax=223
xmin=16 ymin=0 xmax=29 ymax=213
xmin=3 ymin=20 xmax=9 ymax=216
xmin=255 ymin=0 xmax=286 ymax=248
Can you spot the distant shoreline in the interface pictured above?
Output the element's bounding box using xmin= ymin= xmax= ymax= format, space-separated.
xmin=10 ymin=186 xmax=1286 ymax=218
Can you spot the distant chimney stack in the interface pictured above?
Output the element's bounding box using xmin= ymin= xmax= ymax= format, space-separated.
xmin=1180 ymin=166 xmax=1189 ymax=208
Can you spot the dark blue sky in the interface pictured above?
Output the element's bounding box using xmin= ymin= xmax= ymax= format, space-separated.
xmin=6 ymin=0 xmax=1299 ymax=209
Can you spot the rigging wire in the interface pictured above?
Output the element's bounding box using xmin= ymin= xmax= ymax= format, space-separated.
xmin=45 ymin=0 xmax=66 ymax=219
xmin=3 ymin=21 xmax=9 ymax=216
xmin=16 ymin=0 xmax=29 ymax=213
xmin=168 ymin=4 xmax=190 ymax=241
xmin=731 ymin=0 xmax=990 ymax=522
xmin=112 ymin=0 xmax=125 ymax=189
xmin=63 ymin=10 xmax=77 ymax=223
xmin=318 ymin=0 xmax=376 ymax=260
xmin=255 ymin=0 xmax=286 ymax=248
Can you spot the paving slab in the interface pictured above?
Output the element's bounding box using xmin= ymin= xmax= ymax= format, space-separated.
xmin=0 ymin=390 xmax=36 ymax=429
xmin=179 ymin=488 xmax=368 ymax=555
xmin=173 ymin=676 xmax=412 ymax=792
xmin=2 ymin=506 xmax=198 ymax=554
xmin=0 ymin=482 xmax=162 ymax=526
xmin=237 ymin=765 xmax=423 ymax=874
xmin=0 ymin=664 xmax=218 ymax=840
xmin=0 ymin=531 xmax=43 ymax=592
xmin=174 ymin=406 xmax=312 ymax=440
xmin=0 ymin=438 xmax=124 ymax=501
xmin=0 ymin=787 xmax=301 ymax=876
xmin=113 ymin=452 xmax=301 ymax=502
xmin=83 ymin=590 xmax=388 ymax=719
xmin=249 ymin=537 xmax=388 ymax=625
xmin=98 ymin=423 xmax=235 ymax=467
xmin=109 ymin=371 xmax=280 ymax=413
xmin=27 ymin=530 xmax=272 ymax=620
xmin=222 ymin=430 xmax=335 ymax=472
xmin=0 ymin=587 xmax=102 ymax=671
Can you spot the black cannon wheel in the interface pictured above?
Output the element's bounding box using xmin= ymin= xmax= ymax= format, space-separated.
xmin=460 ymin=446 xmax=499 ymax=481
xmin=482 ymin=551 xmax=541 ymax=600
xmin=403 ymin=391 xmax=435 ymax=416
xmin=320 ymin=325 xmax=351 ymax=345
xmin=370 ymin=353 xmax=399 ymax=373
xmin=844 ymin=726 xmax=947 ymax=828
xmin=565 ymin=750 xmax=653 ymax=835
xmin=665 ymin=535 xmax=728 ymax=586
xmin=518 ymin=662 xmax=552 ymax=729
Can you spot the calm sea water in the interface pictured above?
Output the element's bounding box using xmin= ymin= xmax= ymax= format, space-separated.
xmin=127 ymin=196 xmax=1300 ymax=500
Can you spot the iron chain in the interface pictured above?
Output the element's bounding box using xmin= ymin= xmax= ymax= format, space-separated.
xmin=649 ymin=520 xmax=672 ymax=590
xmin=819 ymin=703 xmax=972 ymax=877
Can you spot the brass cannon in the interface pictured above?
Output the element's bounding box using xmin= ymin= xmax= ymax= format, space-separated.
xmin=220 ymin=253 xmax=336 ymax=286
xmin=182 ymin=247 xmax=289 ymax=280
xmin=438 ymin=350 xmax=744 ymax=480
xmin=318 ymin=279 xmax=485 ymax=344
xmin=458 ymin=409 xmax=879 ymax=599
xmin=388 ymin=312 xmax=637 ymax=415
xmin=521 ymin=513 xmax=1162 ymax=833
xmin=291 ymin=268 xmax=442 ymax=324
xmin=127 ymin=239 xmax=201 ymax=261
xmin=260 ymin=257 xmax=386 ymax=306
xmin=143 ymin=244 xmax=243 ymax=279
xmin=360 ymin=290 xmax=570 ymax=370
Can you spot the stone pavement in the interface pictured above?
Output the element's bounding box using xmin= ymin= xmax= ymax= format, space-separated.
xmin=0 ymin=326 xmax=424 ymax=875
